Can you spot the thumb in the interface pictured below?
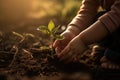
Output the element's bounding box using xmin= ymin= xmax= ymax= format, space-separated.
xmin=53 ymin=40 xmax=60 ymax=48
xmin=55 ymin=47 xmax=62 ymax=54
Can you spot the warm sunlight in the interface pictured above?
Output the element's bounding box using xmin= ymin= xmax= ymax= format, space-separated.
xmin=0 ymin=0 xmax=119 ymax=80
xmin=0 ymin=0 xmax=81 ymax=32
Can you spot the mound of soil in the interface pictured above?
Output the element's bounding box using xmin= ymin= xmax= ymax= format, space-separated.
xmin=0 ymin=31 xmax=120 ymax=80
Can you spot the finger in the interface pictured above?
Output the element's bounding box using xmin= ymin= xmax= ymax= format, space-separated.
xmin=65 ymin=50 xmax=78 ymax=63
xmin=55 ymin=45 xmax=66 ymax=54
xmin=53 ymin=39 xmax=66 ymax=48
xmin=58 ymin=45 xmax=70 ymax=58
xmin=59 ymin=51 xmax=73 ymax=62
xmin=55 ymin=47 xmax=62 ymax=54
xmin=53 ymin=40 xmax=61 ymax=48
xmin=59 ymin=49 xmax=77 ymax=63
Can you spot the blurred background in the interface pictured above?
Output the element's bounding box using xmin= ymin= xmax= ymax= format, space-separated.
xmin=0 ymin=0 xmax=82 ymax=33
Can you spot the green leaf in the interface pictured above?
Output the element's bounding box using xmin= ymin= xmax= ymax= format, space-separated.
xmin=52 ymin=25 xmax=61 ymax=34
xmin=54 ymin=35 xmax=64 ymax=40
xmin=37 ymin=26 xmax=47 ymax=30
xmin=48 ymin=20 xmax=55 ymax=32
xmin=37 ymin=26 xmax=50 ymax=34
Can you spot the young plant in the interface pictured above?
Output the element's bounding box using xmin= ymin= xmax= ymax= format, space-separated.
xmin=37 ymin=20 xmax=64 ymax=41
xmin=37 ymin=20 xmax=64 ymax=49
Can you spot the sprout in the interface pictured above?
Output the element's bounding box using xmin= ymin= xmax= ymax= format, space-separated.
xmin=37 ymin=20 xmax=64 ymax=41
xmin=37 ymin=20 xmax=64 ymax=51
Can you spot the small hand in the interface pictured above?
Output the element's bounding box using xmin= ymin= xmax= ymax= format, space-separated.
xmin=58 ymin=36 xmax=88 ymax=63
xmin=53 ymin=30 xmax=76 ymax=54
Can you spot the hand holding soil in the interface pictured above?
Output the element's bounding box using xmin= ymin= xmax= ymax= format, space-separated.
xmin=53 ymin=30 xmax=76 ymax=55
xmin=57 ymin=35 xmax=88 ymax=63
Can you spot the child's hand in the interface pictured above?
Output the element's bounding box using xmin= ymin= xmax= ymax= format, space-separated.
xmin=58 ymin=35 xmax=88 ymax=63
xmin=53 ymin=30 xmax=76 ymax=54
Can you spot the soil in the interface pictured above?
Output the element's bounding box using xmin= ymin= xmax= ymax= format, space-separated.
xmin=0 ymin=31 xmax=120 ymax=80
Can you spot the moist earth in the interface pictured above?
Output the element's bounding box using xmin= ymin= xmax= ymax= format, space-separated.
xmin=0 ymin=31 xmax=120 ymax=80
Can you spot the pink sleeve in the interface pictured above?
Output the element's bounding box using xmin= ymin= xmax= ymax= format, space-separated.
xmin=99 ymin=0 xmax=120 ymax=33
xmin=69 ymin=0 xmax=99 ymax=29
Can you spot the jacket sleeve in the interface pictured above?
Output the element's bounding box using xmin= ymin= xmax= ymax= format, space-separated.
xmin=99 ymin=0 xmax=120 ymax=33
xmin=69 ymin=0 xmax=99 ymax=30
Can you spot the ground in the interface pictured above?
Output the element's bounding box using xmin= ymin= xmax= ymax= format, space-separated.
xmin=0 ymin=31 xmax=120 ymax=80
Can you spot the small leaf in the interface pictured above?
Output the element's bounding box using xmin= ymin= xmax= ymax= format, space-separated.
xmin=52 ymin=25 xmax=61 ymax=34
xmin=37 ymin=26 xmax=50 ymax=34
xmin=48 ymin=20 xmax=55 ymax=32
xmin=54 ymin=35 xmax=64 ymax=40
xmin=37 ymin=26 xmax=47 ymax=31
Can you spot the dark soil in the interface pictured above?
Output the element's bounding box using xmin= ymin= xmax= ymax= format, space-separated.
xmin=0 ymin=31 xmax=120 ymax=80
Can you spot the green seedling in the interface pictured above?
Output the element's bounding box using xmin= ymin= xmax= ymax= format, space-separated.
xmin=37 ymin=20 xmax=64 ymax=43
xmin=37 ymin=20 xmax=64 ymax=51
